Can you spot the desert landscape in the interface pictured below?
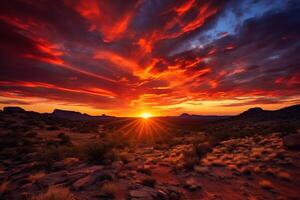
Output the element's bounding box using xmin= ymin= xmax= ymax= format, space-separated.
xmin=1 ymin=0 xmax=300 ymax=199
xmin=1 ymin=105 xmax=300 ymax=200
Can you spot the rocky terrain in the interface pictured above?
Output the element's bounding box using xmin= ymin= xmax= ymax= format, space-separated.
xmin=0 ymin=106 xmax=300 ymax=200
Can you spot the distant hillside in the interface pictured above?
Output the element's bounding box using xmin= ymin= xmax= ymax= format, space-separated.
xmin=231 ymin=104 xmax=300 ymax=121
xmin=178 ymin=113 xmax=231 ymax=120
xmin=52 ymin=109 xmax=115 ymax=121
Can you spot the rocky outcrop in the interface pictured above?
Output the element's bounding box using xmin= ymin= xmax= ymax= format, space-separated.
xmin=3 ymin=106 xmax=25 ymax=113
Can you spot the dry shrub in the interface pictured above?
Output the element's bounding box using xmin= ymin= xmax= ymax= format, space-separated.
xmin=137 ymin=167 xmax=152 ymax=175
xmin=28 ymin=172 xmax=45 ymax=183
xmin=194 ymin=166 xmax=209 ymax=174
xmin=193 ymin=142 xmax=212 ymax=158
xmin=63 ymin=157 xmax=80 ymax=166
xmin=31 ymin=185 xmax=74 ymax=200
xmin=182 ymin=150 xmax=199 ymax=170
xmin=101 ymin=182 xmax=118 ymax=198
xmin=36 ymin=146 xmax=78 ymax=169
xmin=259 ymin=180 xmax=274 ymax=190
xmin=114 ymin=151 xmax=132 ymax=163
xmin=79 ymin=140 xmax=115 ymax=164
xmin=141 ymin=177 xmax=156 ymax=187
xmin=277 ymin=171 xmax=292 ymax=181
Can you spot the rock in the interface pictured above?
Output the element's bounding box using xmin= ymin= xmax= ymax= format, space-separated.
xmin=66 ymin=172 xmax=89 ymax=184
xmin=283 ymin=134 xmax=300 ymax=150
xmin=93 ymin=171 xmax=113 ymax=182
xmin=63 ymin=157 xmax=80 ymax=167
xmin=259 ymin=179 xmax=274 ymax=190
xmin=157 ymin=189 xmax=168 ymax=199
xmin=183 ymin=177 xmax=202 ymax=191
xmin=72 ymin=175 xmax=92 ymax=191
xmin=52 ymin=161 xmax=65 ymax=171
xmin=117 ymin=170 xmax=129 ymax=179
xmin=194 ymin=166 xmax=209 ymax=174
xmin=129 ymin=186 xmax=158 ymax=200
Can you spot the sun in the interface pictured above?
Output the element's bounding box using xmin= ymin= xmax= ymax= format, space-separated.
xmin=142 ymin=112 xmax=151 ymax=119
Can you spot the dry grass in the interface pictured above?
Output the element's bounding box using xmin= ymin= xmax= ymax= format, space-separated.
xmin=28 ymin=172 xmax=45 ymax=183
xmin=31 ymin=185 xmax=74 ymax=200
xmin=0 ymin=181 xmax=9 ymax=194
xmin=63 ymin=157 xmax=80 ymax=166
xmin=259 ymin=180 xmax=274 ymax=190
xmin=101 ymin=182 xmax=118 ymax=198
xmin=277 ymin=171 xmax=292 ymax=181
xmin=194 ymin=166 xmax=209 ymax=174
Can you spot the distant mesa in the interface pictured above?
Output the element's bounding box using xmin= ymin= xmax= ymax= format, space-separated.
xmin=234 ymin=104 xmax=300 ymax=121
xmin=179 ymin=113 xmax=191 ymax=117
xmin=178 ymin=112 xmax=230 ymax=120
xmin=3 ymin=106 xmax=25 ymax=113
xmin=52 ymin=109 xmax=115 ymax=121
xmin=53 ymin=109 xmax=88 ymax=120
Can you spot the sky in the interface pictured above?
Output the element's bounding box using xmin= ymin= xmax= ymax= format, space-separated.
xmin=0 ymin=0 xmax=299 ymax=117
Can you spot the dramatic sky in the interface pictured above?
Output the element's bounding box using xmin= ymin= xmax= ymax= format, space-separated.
xmin=0 ymin=0 xmax=299 ymax=116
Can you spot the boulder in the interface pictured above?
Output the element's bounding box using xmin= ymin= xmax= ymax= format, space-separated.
xmin=283 ymin=134 xmax=300 ymax=150
xmin=183 ymin=177 xmax=202 ymax=191
xmin=73 ymin=175 xmax=92 ymax=191
xmin=128 ymin=186 xmax=158 ymax=200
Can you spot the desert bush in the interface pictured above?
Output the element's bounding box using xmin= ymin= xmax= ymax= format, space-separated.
xmin=57 ymin=133 xmax=71 ymax=145
xmin=31 ymin=185 xmax=74 ymax=200
xmin=36 ymin=146 xmax=78 ymax=169
xmin=193 ymin=142 xmax=212 ymax=158
xmin=28 ymin=172 xmax=46 ymax=183
xmin=101 ymin=182 xmax=118 ymax=198
xmin=80 ymin=140 xmax=115 ymax=164
xmin=47 ymin=126 xmax=59 ymax=131
xmin=141 ymin=177 xmax=156 ymax=187
xmin=259 ymin=180 xmax=274 ymax=190
xmin=137 ymin=167 xmax=152 ymax=175
xmin=114 ymin=150 xmax=132 ymax=163
xmin=182 ymin=150 xmax=199 ymax=170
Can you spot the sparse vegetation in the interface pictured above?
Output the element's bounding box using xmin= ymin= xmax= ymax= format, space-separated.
xmin=57 ymin=133 xmax=72 ymax=145
xmin=141 ymin=177 xmax=156 ymax=187
xmin=101 ymin=182 xmax=118 ymax=198
xmin=80 ymin=140 xmax=116 ymax=164
xmin=31 ymin=186 xmax=74 ymax=200
xmin=36 ymin=146 xmax=78 ymax=169
xmin=259 ymin=180 xmax=274 ymax=190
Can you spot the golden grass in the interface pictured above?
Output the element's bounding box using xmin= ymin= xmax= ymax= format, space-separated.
xmin=277 ymin=171 xmax=292 ymax=181
xmin=63 ymin=157 xmax=80 ymax=166
xmin=259 ymin=180 xmax=274 ymax=190
xmin=101 ymin=182 xmax=118 ymax=197
xmin=31 ymin=185 xmax=74 ymax=200
xmin=28 ymin=172 xmax=45 ymax=183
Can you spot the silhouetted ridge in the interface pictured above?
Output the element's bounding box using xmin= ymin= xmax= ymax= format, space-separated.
xmin=3 ymin=106 xmax=25 ymax=113
xmin=52 ymin=109 xmax=115 ymax=121
xmin=178 ymin=113 xmax=231 ymax=120
xmin=232 ymin=104 xmax=300 ymax=121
